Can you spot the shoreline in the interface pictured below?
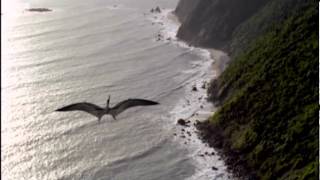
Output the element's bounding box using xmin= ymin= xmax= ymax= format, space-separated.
xmin=196 ymin=121 xmax=258 ymax=180
xmin=148 ymin=8 xmax=234 ymax=179
xmin=168 ymin=47 xmax=233 ymax=180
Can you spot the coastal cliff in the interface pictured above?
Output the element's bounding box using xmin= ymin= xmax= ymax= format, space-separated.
xmin=175 ymin=0 xmax=313 ymax=56
xmin=175 ymin=0 xmax=319 ymax=179
xmin=175 ymin=0 xmax=269 ymax=50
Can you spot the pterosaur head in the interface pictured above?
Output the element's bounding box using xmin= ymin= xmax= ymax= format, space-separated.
xmin=106 ymin=95 xmax=111 ymax=109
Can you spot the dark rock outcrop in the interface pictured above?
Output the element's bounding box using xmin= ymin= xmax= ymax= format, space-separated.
xmin=150 ymin=6 xmax=161 ymax=13
xmin=211 ymin=166 xmax=218 ymax=171
xmin=177 ymin=119 xmax=190 ymax=126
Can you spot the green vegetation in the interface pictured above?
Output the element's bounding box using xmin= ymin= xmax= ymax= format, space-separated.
xmin=230 ymin=0 xmax=313 ymax=57
xmin=206 ymin=4 xmax=318 ymax=179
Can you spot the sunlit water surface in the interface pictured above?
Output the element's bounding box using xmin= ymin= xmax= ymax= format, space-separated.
xmin=1 ymin=0 xmax=221 ymax=179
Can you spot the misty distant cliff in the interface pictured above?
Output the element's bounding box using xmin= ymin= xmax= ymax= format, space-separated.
xmin=174 ymin=0 xmax=312 ymax=56
xmin=174 ymin=0 xmax=269 ymax=50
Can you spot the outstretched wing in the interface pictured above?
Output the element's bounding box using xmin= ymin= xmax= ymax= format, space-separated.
xmin=56 ymin=102 xmax=104 ymax=117
xmin=110 ymin=99 xmax=159 ymax=116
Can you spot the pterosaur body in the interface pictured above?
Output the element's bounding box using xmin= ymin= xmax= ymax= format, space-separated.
xmin=56 ymin=96 xmax=159 ymax=121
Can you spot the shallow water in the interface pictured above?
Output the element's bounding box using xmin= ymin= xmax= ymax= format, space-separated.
xmin=2 ymin=0 xmax=231 ymax=179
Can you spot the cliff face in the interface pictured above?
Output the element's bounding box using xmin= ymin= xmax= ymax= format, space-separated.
xmin=175 ymin=0 xmax=269 ymax=49
xmin=174 ymin=0 xmax=200 ymax=23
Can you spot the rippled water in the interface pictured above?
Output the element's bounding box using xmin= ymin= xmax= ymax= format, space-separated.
xmin=2 ymin=0 xmax=228 ymax=179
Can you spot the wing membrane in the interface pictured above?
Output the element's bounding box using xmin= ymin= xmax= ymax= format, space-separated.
xmin=110 ymin=99 xmax=159 ymax=116
xmin=56 ymin=102 xmax=104 ymax=117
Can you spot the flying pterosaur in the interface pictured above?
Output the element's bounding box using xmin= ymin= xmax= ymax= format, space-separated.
xmin=56 ymin=96 xmax=159 ymax=121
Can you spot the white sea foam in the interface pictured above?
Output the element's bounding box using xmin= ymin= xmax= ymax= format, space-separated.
xmin=148 ymin=8 xmax=234 ymax=180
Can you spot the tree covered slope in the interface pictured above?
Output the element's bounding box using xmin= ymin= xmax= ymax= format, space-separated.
xmin=202 ymin=3 xmax=318 ymax=179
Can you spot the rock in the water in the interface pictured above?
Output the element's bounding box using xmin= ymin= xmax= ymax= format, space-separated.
xmin=155 ymin=6 xmax=161 ymax=13
xmin=151 ymin=6 xmax=161 ymax=13
xmin=177 ymin=119 xmax=190 ymax=126
xmin=26 ymin=8 xmax=52 ymax=12
xmin=201 ymin=82 xmax=207 ymax=89
xmin=194 ymin=120 xmax=201 ymax=126
xmin=212 ymin=166 xmax=218 ymax=171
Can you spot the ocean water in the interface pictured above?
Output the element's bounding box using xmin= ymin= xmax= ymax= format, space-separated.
xmin=2 ymin=0 xmax=232 ymax=179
